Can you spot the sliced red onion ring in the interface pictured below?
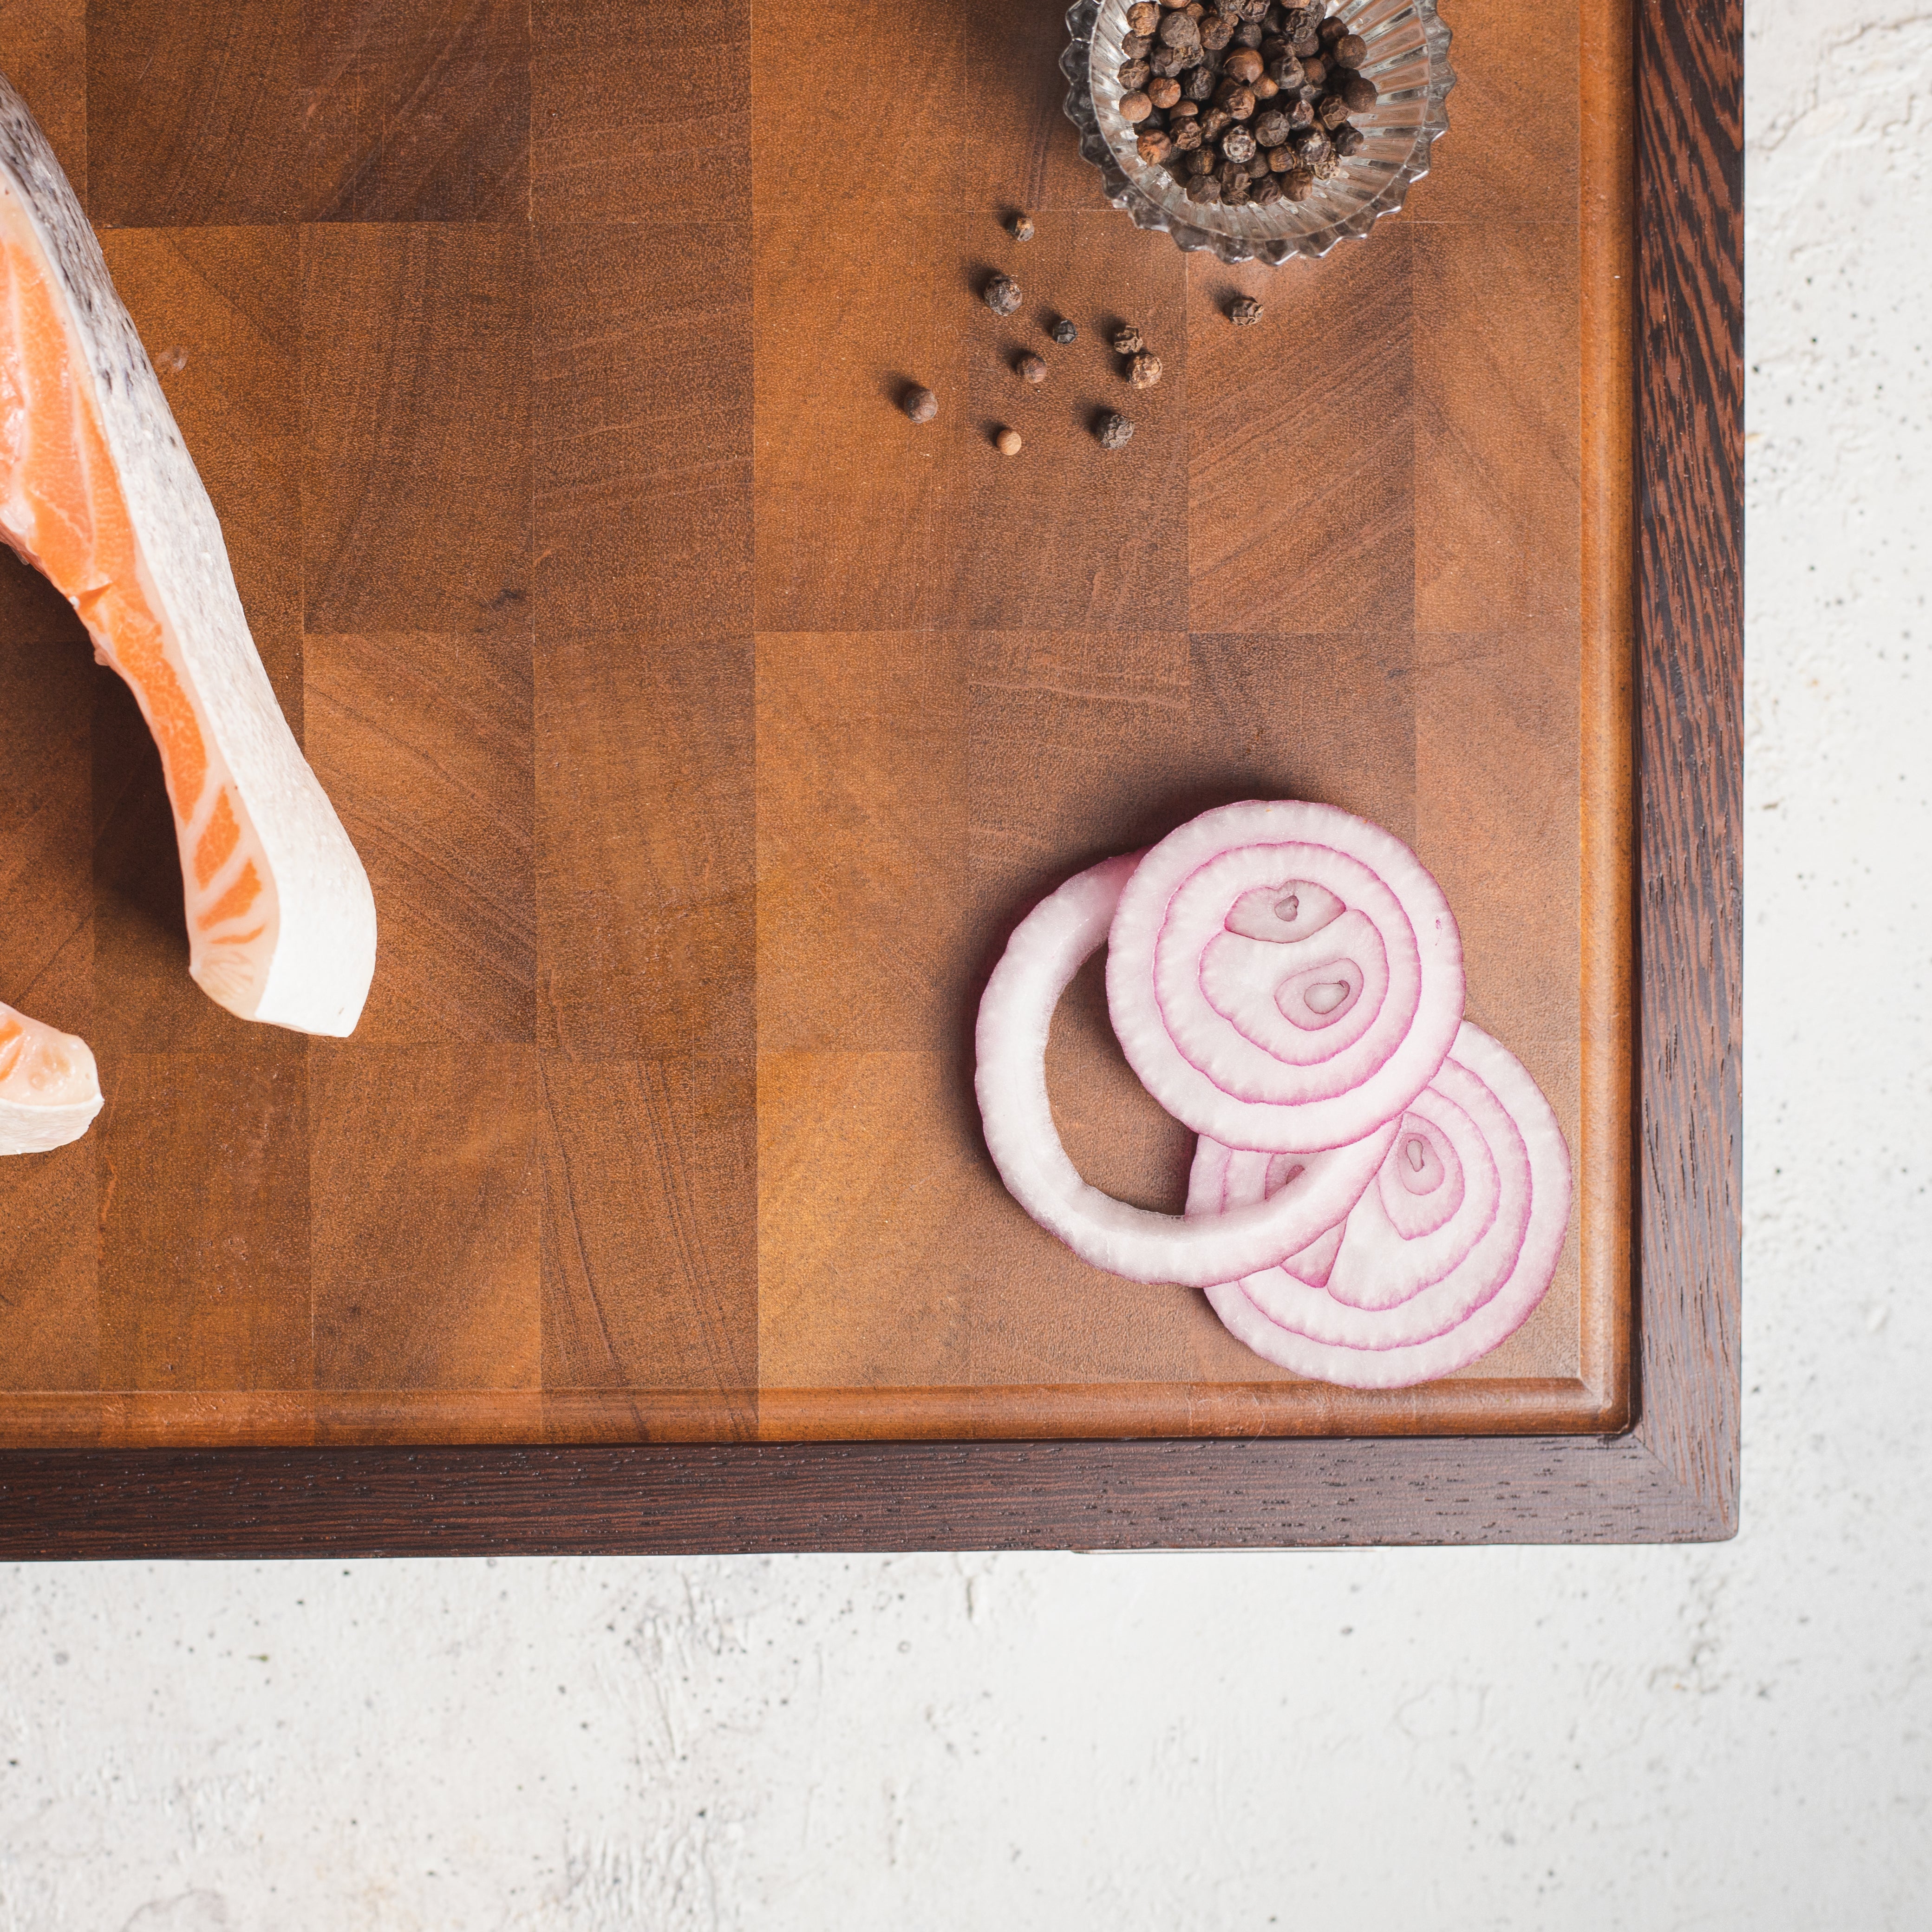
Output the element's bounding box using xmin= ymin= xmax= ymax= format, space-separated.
xmin=1107 ymin=801 xmax=1464 ymax=1151
xmin=1191 ymin=1023 xmax=1572 ymax=1388
xmin=975 ymin=854 xmax=1396 ymax=1287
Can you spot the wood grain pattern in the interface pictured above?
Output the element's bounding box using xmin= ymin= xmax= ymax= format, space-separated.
xmin=301 ymin=221 xmax=531 ymax=636
xmin=306 ymin=629 xmax=535 ymax=1044
xmin=535 ymin=630 xmax=754 ymax=1059
xmin=86 ymin=0 xmax=307 ymax=227
xmin=1188 ymin=234 xmax=1414 ymax=635
xmin=302 ymin=0 xmax=529 ymax=224
xmin=0 ymin=0 xmax=1745 ymax=1547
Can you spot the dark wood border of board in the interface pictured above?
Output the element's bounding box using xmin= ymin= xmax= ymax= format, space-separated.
xmin=0 ymin=0 xmax=1740 ymax=1556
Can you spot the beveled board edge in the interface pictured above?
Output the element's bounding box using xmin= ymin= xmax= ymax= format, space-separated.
xmin=0 ymin=0 xmax=1739 ymax=1553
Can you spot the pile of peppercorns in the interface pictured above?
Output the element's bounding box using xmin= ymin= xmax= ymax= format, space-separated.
xmin=1115 ymin=0 xmax=1377 ymax=208
xmin=902 ymin=215 xmax=1268 ymax=452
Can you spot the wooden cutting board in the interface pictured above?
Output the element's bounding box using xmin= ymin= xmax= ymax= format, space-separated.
xmin=0 ymin=0 xmax=1631 ymax=1446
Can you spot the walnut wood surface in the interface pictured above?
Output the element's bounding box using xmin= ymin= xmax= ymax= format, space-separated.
xmin=0 ymin=0 xmax=1741 ymax=1548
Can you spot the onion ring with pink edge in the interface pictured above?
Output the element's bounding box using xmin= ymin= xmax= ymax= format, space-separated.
xmin=975 ymin=854 xmax=1396 ymax=1286
xmin=1190 ymin=1024 xmax=1572 ymax=1388
xmin=1107 ymin=801 xmax=1464 ymax=1151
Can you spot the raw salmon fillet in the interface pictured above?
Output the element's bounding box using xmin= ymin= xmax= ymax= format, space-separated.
xmin=0 ymin=78 xmax=375 ymax=1153
xmin=0 ymin=1000 xmax=99 ymax=1153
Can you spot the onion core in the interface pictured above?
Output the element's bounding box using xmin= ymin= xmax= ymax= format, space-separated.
xmin=1107 ymin=801 xmax=1464 ymax=1151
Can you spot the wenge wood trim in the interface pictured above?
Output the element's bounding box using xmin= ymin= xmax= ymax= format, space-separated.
xmin=0 ymin=1434 xmax=1727 ymax=1557
xmin=0 ymin=0 xmax=1741 ymax=1554
xmin=1628 ymin=0 xmax=1743 ymax=1521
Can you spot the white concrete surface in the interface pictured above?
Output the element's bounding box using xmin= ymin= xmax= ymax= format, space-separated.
xmin=4 ymin=2 xmax=1929 ymax=1924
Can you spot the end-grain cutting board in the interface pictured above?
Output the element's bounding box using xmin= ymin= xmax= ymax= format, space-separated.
xmin=0 ymin=0 xmax=1632 ymax=1446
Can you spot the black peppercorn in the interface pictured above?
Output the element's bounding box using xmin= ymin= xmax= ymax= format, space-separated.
xmin=1120 ymin=89 xmax=1153 ymax=122
xmin=1121 ymin=30 xmax=1153 ymax=58
xmin=1112 ymin=323 xmax=1146 ymax=355
xmin=1198 ymin=104 xmax=1233 ymax=138
xmin=1128 ymin=351 xmax=1163 ymax=388
xmin=1253 ymin=106 xmax=1291 ymax=145
xmin=1317 ymin=14 xmax=1347 ymax=47
xmin=1010 ymin=211 xmax=1035 ymax=241
xmin=1199 ymin=11 xmax=1236 ymax=49
xmin=1221 ymin=123 xmax=1257 ymax=162
xmin=1170 ymin=117 xmax=1204 ymax=150
xmin=1332 ymin=122 xmax=1365 ymax=156
xmin=1269 ymin=52 xmax=1304 ymax=86
xmin=1128 ymin=0 xmax=1162 ymax=29
xmin=1283 ymin=165 xmax=1315 ymax=199
xmin=1333 ymin=32 xmax=1367 ymax=65
xmin=904 ymin=386 xmax=938 ymax=423
xmin=1251 ymin=173 xmax=1283 ymax=204
xmin=983 ymin=273 xmax=1022 ymax=316
xmin=1229 ymin=294 xmax=1263 ymax=325
xmin=1118 ymin=58 xmax=1152 ymax=89
xmin=1214 ymin=81 xmax=1256 ymax=117
xmin=1051 ymin=318 xmax=1077 ymax=344
xmin=1137 ymin=129 xmax=1174 ymax=163
xmin=1158 ymin=9 xmax=1201 ymax=46
xmin=1224 ymin=46 xmax=1264 ymax=82
xmin=1149 ymin=76 xmax=1182 ymax=106
xmin=1097 ymin=411 xmax=1136 ymax=450
xmin=1300 ymin=53 xmax=1327 ymax=87
xmin=1018 ymin=352 xmax=1048 ymax=383
xmin=1186 ymin=171 xmax=1223 ymax=202
xmin=1318 ymin=92 xmax=1351 ymax=129
xmin=1184 ymin=62 xmax=1219 ymax=99
xmin=1223 ymin=174 xmax=1252 ymax=204
xmin=1341 ymin=72 xmax=1377 ymax=111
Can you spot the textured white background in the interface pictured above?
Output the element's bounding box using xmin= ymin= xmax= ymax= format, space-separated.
xmin=4 ymin=3 xmax=1929 ymax=1924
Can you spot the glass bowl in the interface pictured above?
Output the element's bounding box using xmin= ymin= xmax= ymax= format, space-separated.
xmin=1061 ymin=0 xmax=1455 ymax=266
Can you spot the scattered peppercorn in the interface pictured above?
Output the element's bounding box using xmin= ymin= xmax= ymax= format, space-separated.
xmin=1118 ymin=2 xmax=1376 ymax=210
xmin=1129 ymin=351 xmax=1163 ymax=388
xmin=1051 ymin=318 xmax=1078 ymax=344
xmin=984 ymin=273 xmax=1022 ymax=316
xmin=904 ymin=386 xmax=938 ymax=423
xmin=1011 ymin=211 xmax=1035 ymax=241
xmin=996 ymin=427 xmax=1024 ymax=455
xmin=1229 ymin=294 xmax=1263 ymax=326
xmin=1018 ymin=352 xmax=1048 ymax=384
xmin=1097 ymin=411 xmax=1136 ymax=451
xmin=1112 ymin=323 xmax=1146 ymax=354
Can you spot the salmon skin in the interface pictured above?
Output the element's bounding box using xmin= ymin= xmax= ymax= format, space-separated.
xmin=0 ymin=75 xmax=375 ymax=1098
